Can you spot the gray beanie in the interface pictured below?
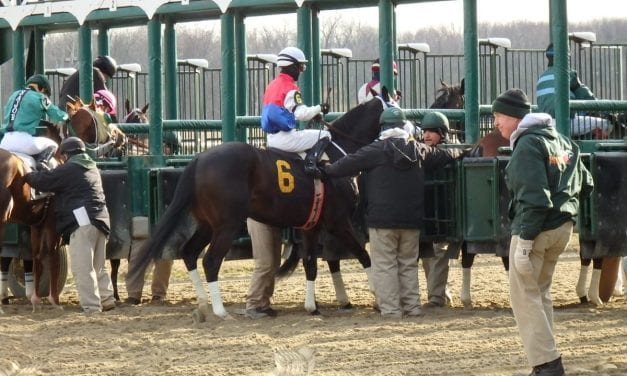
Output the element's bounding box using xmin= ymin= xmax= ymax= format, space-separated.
xmin=492 ymin=89 xmax=531 ymax=119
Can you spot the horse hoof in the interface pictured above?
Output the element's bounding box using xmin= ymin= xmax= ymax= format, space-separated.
xmin=310 ymin=309 xmax=321 ymax=316
xmin=1 ymin=297 xmax=10 ymax=305
xmin=462 ymin=301 xmax=473 ymax=310
xmin=579 ymin=296 xmax=589 ymax=304
xmin=191 ymin=309 xmax=205 ymax=324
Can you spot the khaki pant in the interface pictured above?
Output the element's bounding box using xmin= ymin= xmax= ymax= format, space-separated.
xmin=369 ymin=228 xmax=421 ymax=316
xmin=245 ymin=219 xmax=283 ymax=310
xmin=126 ymin=239 xmax=173 ymax=300
xmin=69 ymin=225 xmax=115 ymax=313
xmin=425 ymin=242 xmax=450 ymax=306
xmin=509 ymin=221 xmax=573 ymax=367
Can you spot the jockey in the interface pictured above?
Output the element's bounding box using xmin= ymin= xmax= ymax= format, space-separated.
xmin=357 ymin=58 xmax=401 ymax=104
xmin=261 ymin=46 xmax=331 ymax=178
xmin=59 ymin=55 xmax=118 ymax=111
xmin=1 ymin=74 xmax=68 ymax=170
xmin=93 ymin=89 xmax=118 ymax=124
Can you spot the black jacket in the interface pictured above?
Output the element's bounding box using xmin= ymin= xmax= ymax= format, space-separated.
xmin=324 ymin=136 xmax=459 ymax=229
xmin=25 ymin=153 xmax=110 ymax=243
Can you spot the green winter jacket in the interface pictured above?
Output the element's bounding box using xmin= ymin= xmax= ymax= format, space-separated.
xmin=536 ymin=66 xmax=595 ymax=118
xmin=505 ymin=113 xmax=594 ymax=240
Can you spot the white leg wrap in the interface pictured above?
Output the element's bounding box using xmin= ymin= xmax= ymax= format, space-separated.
xmin=589 ymin=269 xmax=603 ymax=306
xmin=613 ymin=266 xmax=624 ymax=297
xmin=189 ymin=269 xmax=209 ymax=305
xmin=576 ymin=264 xmax=589 ymax=298
xmin=24 ymin=272 xmax=34 ymax=299
xmin=331 ymin=272 xmax=349 ymax=306
xmin=364 ymin=267 xmax=376 ymax=295
xmin=208 ymin=281 xmax=228 ymax=318
xmin=304 ymin=280 xmax=316 ymax=312
xmin=460 ymin=268 xmax=472 ymax=306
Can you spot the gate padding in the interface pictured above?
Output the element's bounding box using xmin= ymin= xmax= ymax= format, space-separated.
xmin=101 ymin=170 xmax=131 ymax=260
xmin=461 ymin=157 xmax=511 ymax=257
xmin=585 ymin=152 xmax=627 ymax=258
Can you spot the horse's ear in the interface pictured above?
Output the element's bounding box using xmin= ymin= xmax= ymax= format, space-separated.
xmin=460 ymin=78 xmax=465 ymax=95
xmin=125 ymin=99 xmax=131 ymax=114
xmin=141 ymin=103 xmax=149 ymax=113
xmin=89 ymin=98 xmax=97 ymax=110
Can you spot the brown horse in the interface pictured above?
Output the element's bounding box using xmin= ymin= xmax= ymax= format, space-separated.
xmin=65 ymin=97 xmax=126 ymax=157
xmin=0 ymin=123 xmax=63 ymax=312
xmin=126 ymin=92 xmax=396 ymax=320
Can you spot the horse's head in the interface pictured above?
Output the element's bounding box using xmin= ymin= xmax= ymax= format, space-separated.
xmin=327 ymin=87 xmax=397 ymax=154
xmin=123 ymin=102 xmax=149 ymax=124
xmin=430 ymin=79 xmax=465 ymax=110
xmin=65 ymin=95 xmax=87 ymax=117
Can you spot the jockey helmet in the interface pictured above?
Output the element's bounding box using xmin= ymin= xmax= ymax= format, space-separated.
xmin=26 ymin=74 xmax=51 ymax=96
xmin=94 ymin=89 xmax=117 ymax=116
xmin=379 ymin=107 xmax=406 ymax=129
xmin=421 ymin=112 xmax=449 ymax=134
xmin=371 ymin=58 xmax=398 ymax=75
xmin=277 ymin=47 xmax=308 ymax=67
xmin=94 ymin=55 xmax=118 ymax=78
xmin=545 ymin=43 xmax=570 ymax=60
xmin=59 ymin=137 xmax=86 ymax=155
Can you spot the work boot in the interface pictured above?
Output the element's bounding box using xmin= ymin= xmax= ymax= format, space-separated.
xmin=529 ymin=356 xmax=565 ymax=376
xmin=35 ymin=146 xmax=56 ymax=171
xmin=304 ymin=137 xmax=331 ymax=179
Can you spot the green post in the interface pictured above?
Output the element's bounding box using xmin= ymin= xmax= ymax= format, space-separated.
xmin=78 ymin=24 xmax=93 ymax=103
xmin=550 ymin=0 xmax=570 ymax=137
xmin=463 ymin=0 xmax=479 ymax=144
xmin=164 ymin=19 xmax=178 ymax=119
xmin=378 ymin=0 xmax=395 ymax=94
xmin=311 ymin=10 xmax=321 ymax=103
xmin=235 ymin=12 xmax=247 ymax=142
xmin=221 ymin=11 xmax=236 ymax=142
xmin=97 ymin=25 xmax=109 ymax=56
xmin=297 ymin=5 xmax=313 ymax=106
xmin=12 ymin=28 xmax=24 ymax=89
xmin=147 ymin=18 xmax=163 ymax=155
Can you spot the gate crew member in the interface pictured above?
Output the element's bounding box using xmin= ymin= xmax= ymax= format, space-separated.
xmin=59 ymin=55 xmax=118 ymax=111
xmin=1 ymin=74 xmax=68 ymax=171
xmin=324 ymin=107 xmax=461 ymax=318
xmin=25 ymin=137 xmax=116 ymax=314
xmin=244 ymin=46 xmax=330 ymax=319
xmin=493 ymin=88 xmax=593 ymax=376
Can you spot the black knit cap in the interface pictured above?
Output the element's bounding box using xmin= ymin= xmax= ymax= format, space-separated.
xmin=492 ymin=89 xmax=531 ymax=119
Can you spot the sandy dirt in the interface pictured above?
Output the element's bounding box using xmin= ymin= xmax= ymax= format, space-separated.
xmin=1 ymin=237 xmax=626 ymax=376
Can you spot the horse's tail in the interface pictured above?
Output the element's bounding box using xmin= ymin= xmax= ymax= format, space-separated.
xmin=276 ymin=241 xmax=301 ymax=279
xmin=126 ymin=157 xmax=198 ymax=283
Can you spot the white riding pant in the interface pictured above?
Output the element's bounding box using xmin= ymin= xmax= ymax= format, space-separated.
xmin=570 ymin=115 xmax=612 ymax=136
xmin=0 ymin=131 xmax=58 ymax=155
xmin=267 ymin=129 xmax=331 ymax=153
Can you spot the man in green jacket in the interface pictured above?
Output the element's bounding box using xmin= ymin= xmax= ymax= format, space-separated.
xmin=493 ymin=89 xmax=594 ymax=376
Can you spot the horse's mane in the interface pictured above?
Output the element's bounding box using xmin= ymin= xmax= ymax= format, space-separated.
xmin=430 ymin=79 xmax=465 ymax=109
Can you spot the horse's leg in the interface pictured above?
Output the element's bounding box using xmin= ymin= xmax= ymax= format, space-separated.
xmin=110 ymin=259 xmax=121 ymax=301
xmin=301 ymin=230 xmax=321 ymax=314
xmin=327 ymin=260 xmax=351 ymax=309
xmin=30 ymin=248 xmax=43 ymax=310
xmin=180 ymin=228 xmax=214 ymax=322
xmin=47 ymin=243 xmax=61 ymax=307
xmin=0 ymin=256 xmax=10 ymax=304
xmin=599 ymin=256 xmax=621 ymax=303
xmin=460 ymin=242 xmax=474 ymax=309
xmin=23 ymin=259 xmax=33 ymax=300
xmin=200 ymin=223 xmax=241 ymax=319
xmin=588 ymin=258 xmax=603 ymax=305
xmin=576 ymin=255 xmax=592 ymax=303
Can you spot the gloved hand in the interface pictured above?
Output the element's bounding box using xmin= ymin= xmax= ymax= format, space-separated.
xmin=570 ymin=71 xmax=582 ymax=91
xmin=320 ymin=102 xmax=331 ymax=115
xmin=514 ymin=238 xmax=534 ymax=276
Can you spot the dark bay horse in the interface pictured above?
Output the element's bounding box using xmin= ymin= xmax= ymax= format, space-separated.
xmin=0 ymin=123 xmax=63 ymax=311
xmin=65 ymin=97 xmax=126 ymax=157
xmin=127 ymin=93 xmax=395 ymax=320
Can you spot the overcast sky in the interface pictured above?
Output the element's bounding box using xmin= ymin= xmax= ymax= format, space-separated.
xmin=244 ymin=0 xmax=624 ymax=34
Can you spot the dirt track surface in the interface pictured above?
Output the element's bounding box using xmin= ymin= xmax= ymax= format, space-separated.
xmin=1 ymin=241 xmax=626 ymax=376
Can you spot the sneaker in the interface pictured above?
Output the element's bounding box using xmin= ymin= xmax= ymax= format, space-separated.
xmin=245 ymin=307 xmax=277 ymax=319
xmin=151 ymin=295 xmax=166 ymax=304
xmin=102 ymin=303 xmax=116 ymax=312
xmin=125 ymin=297 xmax=141 ymax=305
xmin=422 ymin=301 xmax=444 ymax=309
xmin=405 ymin=308 xmax=423 ymax=317
xmin=530 ymin=356 xmax=565 ymax=376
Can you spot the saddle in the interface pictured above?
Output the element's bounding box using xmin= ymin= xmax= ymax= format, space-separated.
xmin=13 ymin=152 xmax=53 ymax=200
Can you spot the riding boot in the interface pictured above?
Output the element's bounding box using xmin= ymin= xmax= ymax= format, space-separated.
xmin=304 ymin=137 xmax=331 ymax=179
xmin=35 ymin=146 xmax=56 ymax=171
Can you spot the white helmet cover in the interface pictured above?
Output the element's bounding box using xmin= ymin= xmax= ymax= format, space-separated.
xmin=277 ymin=46 xmax=308 ymax=67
